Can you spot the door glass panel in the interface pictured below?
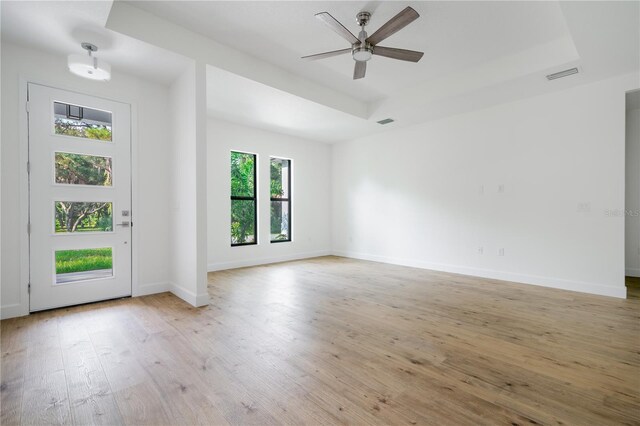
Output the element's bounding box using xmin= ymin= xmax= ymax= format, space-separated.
xmin=55 ymin=247 xmax=113 ymax=284
xmin=54 ymin=102 xmax=112 ymax=141
xmin=55 ymin=152 xmax=112 ymax=186
xmin=55 ymin=201 xmax=113 ymax=233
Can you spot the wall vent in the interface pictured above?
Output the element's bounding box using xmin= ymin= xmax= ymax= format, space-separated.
xmin=377 ymin=118 xmax=395 ymax=125
xmin=546 ymin=67 xmax=579 ymax=81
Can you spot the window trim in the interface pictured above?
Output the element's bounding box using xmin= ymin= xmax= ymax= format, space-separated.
xmin=270 ymin=157 xmax=292 ymax=243
xmin=230 ymin=151 xmax=258 ymax=247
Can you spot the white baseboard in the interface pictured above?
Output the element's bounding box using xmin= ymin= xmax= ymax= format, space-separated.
xmin=1 ymin=281 xmax=201 ymax=319
xmin=208 ymin=250 xmax=332 ymax=272
xmin=169 ymin=282 xmax=209 ymax=307
xmin=135 ymin=281 xmax=170 ymax=297
xmin=333 ymin=250 xmax=626 ymax=299
xmin=625 ymin=268 xmax=640 ymax=277
xmin=1 ymin=303 xmax=29 ymax=320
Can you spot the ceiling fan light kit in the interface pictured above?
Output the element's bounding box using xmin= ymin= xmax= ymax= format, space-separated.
xmin=303 ymin=6 xmax=424 ymax=80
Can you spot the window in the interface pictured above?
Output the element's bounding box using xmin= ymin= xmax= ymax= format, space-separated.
xmin=55 ymin=247 xmax=113 ymax=284
xmin=230 ymin=151 xmax=257 ymax=245
xmin=55 ymin=152 xmax=112 ymax=186
xmin=55 ymin=201 xmax=113 ymax=233
xmin=53 ymin=102 xmax=112 ymax=141
xmin=270 ymin=157 xmax=291 ymax=242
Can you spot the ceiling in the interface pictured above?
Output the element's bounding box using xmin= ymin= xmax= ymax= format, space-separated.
xmin=3 ymin=1 xmax=639 ymax=143
xmin=129 ymin=1 xmax=572 ymax=103
xmin=0 ymin=1 xmax=189 ymax=85
xmin=206 ymin=65 xmax=380 ymax=142
xmin=119 ymin=0 xmax=638 ymax=142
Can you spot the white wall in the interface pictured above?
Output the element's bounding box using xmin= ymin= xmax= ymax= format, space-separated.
xmin=626 ymin=107 xmax=640 ymax=276
xmin=167 ymin=63 xmax=209 ymax=307
xmin=333 ymin=73 xmax=639 ymax=298
xmin=1 ymin=41 xmax=173 ymax=318
xmin=207 ymin=118 xmax=331 ymax=270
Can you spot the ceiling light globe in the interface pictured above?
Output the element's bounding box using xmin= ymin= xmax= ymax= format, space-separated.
xmin=67 ymin=54 xmax=111 ymax=81
xmin=352 ymin=46 xmax=373 ymax=62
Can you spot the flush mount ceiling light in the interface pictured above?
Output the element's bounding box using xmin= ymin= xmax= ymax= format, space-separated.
xmin=68 ymin=42 xmax=111 ymax=81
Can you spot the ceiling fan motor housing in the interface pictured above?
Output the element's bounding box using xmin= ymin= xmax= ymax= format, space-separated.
xmin=356 ymin=11 xmax=371 ymax=26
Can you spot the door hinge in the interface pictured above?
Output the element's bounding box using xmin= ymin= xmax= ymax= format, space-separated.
xmin=28 ymin=283 xmax=31 ymax=294
xmin=27 ymin=161 xmax=30 ymax=174
xmin=25 ymin=101 xmax=30 ymax=113
xmin=27 ymin=222 xmax=31 ymax=234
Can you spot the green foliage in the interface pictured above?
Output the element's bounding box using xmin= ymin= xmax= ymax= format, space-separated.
xmin=54 ymin=119 xmax=112 ymax=141
xmin=55 ymin=248 xmax=112 ymax=274
xmin=55 ymin=152 xmax=112 ymax=186
xmin=55 ymin=202 xmax=112 ymax=233
xmin=54 ymin=152 xmax=113 ymax=233
xmin=270 ymin=159 xmax=288 ymax=239
xmin=270 ymin=160 xmax=284 ymax=198
xmin=230 ymin=152 xmax=256 ymax=244
xmin=84 ymin=127 xmax=112 ymax=141
xmin=231 ymin=152 xmax=255 ymax=197
xmin=97 ymin=215 xmax=112 ymax=231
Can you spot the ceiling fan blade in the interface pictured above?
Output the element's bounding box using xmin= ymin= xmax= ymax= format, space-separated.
xmin=302 ymin=48 xmax=352 ymax=61
xmin=353 ymin=61 xmax=366 ymax=79
xmin=373 ymin=46 xmax=424 ymax=62
xmin=366 ymin=6 xmax=419 ymax=45
xmin=315 ymin=12 xmax=360 ymax=45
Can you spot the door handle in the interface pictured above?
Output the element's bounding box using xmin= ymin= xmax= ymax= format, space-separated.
xmin=116 ymin=221 xmax=130 ymax=227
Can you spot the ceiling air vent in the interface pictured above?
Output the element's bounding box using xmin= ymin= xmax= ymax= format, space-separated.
xmin=546 ymin=67 xmax=579 ymax=81
xmin=377 ymin=118 xmax=395 ymax=125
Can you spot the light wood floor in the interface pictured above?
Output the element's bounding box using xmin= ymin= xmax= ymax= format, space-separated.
xmin=2 ymin=256 xmax=639 ymax=425
xmin=627 ymin=276 xmax=640 ymax=299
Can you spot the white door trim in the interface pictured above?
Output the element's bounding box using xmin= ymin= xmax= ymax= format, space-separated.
xmin=6 ymin=76 xmax=141 ymax=319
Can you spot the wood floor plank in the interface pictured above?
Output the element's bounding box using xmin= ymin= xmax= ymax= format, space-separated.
xmin=2 ymin=256 xmax=639 ymax=425
xmin=1 ymin=316 xmax=33 ymax=426
xmin=86 ymin=310 xmax=178 ymax=425
xmin=58 ymin=312 xmax=124 ymax=425
xmin=21 ymin=369 xmax=71 ymax=426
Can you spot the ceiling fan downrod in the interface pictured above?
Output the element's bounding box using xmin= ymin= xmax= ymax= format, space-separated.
xmin=353 ymin=11 xmax=373 ymax=62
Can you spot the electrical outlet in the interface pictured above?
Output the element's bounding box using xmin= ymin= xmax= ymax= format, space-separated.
xmin=478 ymin=247 xmax=484 ymax=255
xmin=498 ymin=184 xmax=505 ymax=193
xmin=577 ymin=202 xmax=591 ymax=213
xmin=498 ymin=248 xmax=505 ymax=256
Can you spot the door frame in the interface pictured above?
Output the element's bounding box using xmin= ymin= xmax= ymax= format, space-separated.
xmin=16 ymin=76 xmax=140 ymax=317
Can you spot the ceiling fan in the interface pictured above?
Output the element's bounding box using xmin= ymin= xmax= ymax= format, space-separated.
xmin=302 ymin=7 xmax=424 ymax=80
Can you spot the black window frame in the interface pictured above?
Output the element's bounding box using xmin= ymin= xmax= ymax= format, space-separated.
xmin=270 ymin=157 xmax=292 ymax=243
xmin=230 ymin=151 xmax=258 ymax=247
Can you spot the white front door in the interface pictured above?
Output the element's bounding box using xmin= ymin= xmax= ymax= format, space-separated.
xmin=28 ymin=83 xmax=132 ymax=311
